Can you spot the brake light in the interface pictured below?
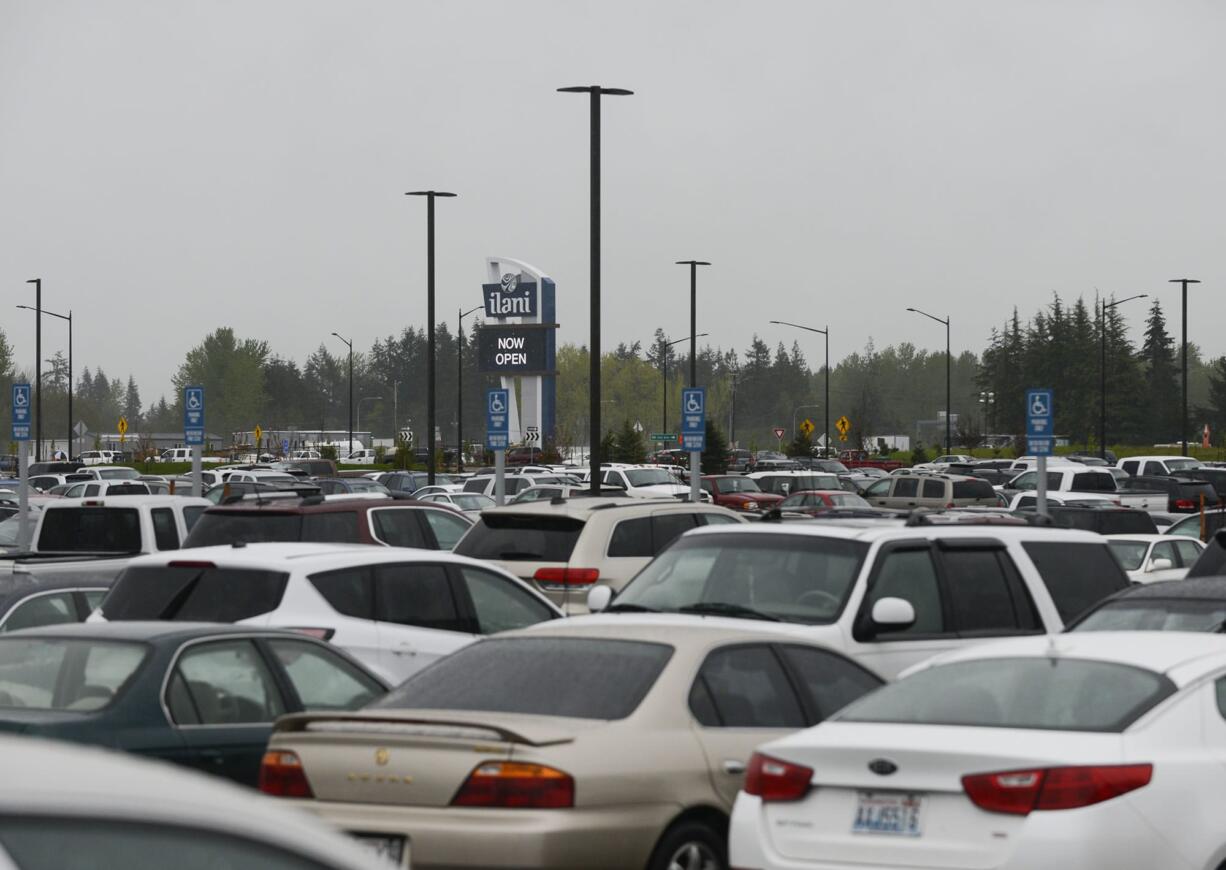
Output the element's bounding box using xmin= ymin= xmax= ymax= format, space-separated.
xmin=451 ymin=761 xmax=574 ymax=808
xmin=1174 ymin=499 xmax=1197 ymax=510
xmin=259 ymin=750 xmax=314 ymax=798
xmin=962 ymin=764 xmax=1151 ymax=815
xmin=287 ymin=627 xmax=335 ymax=640
xmin=167 ymin=560 xmax=217 ymax=569
xmin=743 ymin=752 xmax=812 ymax=802
xmin=532 ymin=568 xmax=599 ymax=586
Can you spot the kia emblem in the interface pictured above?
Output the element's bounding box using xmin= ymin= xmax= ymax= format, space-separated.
xmin=868 ymin=758 xmax=898 ymax=776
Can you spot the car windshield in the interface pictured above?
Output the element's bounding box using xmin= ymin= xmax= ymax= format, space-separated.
xmin=1108 ymin=540 xmax=1149 ymax=571
xmin=614 ymin=532 xmax=869 ymax=623
xmin=101 ymin=564 xmax=290 ymax=621
xmin=1167 ymin=459 xmax=1203 ymax=473
xmin=715 ymin=477 xmax=761 ymax=494
xmin=453 ymin=494 xmax=494 ymax=511
xmin=0 ymin=512 xmax=37 ymax=548
xmin=374 ymin=637 xmax=672 ymax=720
xmin=0 ymin=639 xmax=147 ymax=711
xmin=624 ymin=469 xmax=677 ymax=487
xmin=837 ymin=657 xmax=1175 ymax=732
xmin=1072 ymin=598 xmax=1226 ymax=633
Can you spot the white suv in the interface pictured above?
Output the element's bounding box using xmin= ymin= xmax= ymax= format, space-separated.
xmin=588 ymin=520 xmax=1130 ymax=678
xmin=94 ymin=542 xmax=563 ymax=683
xmin=454 ymin=497 xmax=747 ymax=612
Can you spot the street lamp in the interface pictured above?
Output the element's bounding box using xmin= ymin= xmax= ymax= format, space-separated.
xmin=16 ymin=305 xmax=71 ymax=457
xmin=406 ymin=189 xmax=457 ymax=486
xmin=559 ymin=84 xmax=634 ymax=494
xmin=652 ymin=334 xmax=707 ymax=435
xmin=906 ymin=308 xmax=952 ymax=454
xmin=978 ymin=390 xmax=996 ymax=440
xmin=330 ymin=332 xmax=353 ymax=458
xmin=357 ymin=396 xmax=382 ymax=440
xmin=770 ymin=321 xmax=830 ymax=456
xmin=1099 ymin=293 xmax=1146 ymax=459
xmin=24 ymin=279 xmax=41 ymax=460
xmin=1169 ymin=278 xmax=1201 ymax=456
xmin=457 ymin=304 xmax=482 ymax=473
xmin=675 ymin=261 xmax=711 ymax=386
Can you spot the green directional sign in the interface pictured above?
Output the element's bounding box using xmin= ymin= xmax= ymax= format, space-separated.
xmin=650 ymin=433 xmax=677 ymax=442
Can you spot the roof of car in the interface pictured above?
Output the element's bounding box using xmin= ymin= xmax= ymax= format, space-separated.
xmin=1106 ymin=534 xmax=1184 ymax=544
xmin=1107 ymin=576 xmax=1226 ymax=601
xmin=203 ymin=496 xmax=438 ymax=514
xmin=681 ymin=518 xmax=1104 ymax=544
xmin=4 ymin=620 xmax=315 ymax=643
xmin=516 ymin=612 xmax=838 ymax=646
xmin=479 ymin=498 xmax=739 ymax=521
xmin=46 ymin=495 xmax=211 ymax=508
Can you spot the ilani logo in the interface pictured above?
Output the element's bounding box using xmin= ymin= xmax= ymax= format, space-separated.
xmin=483 ymin=273 xmax=537 ymax=318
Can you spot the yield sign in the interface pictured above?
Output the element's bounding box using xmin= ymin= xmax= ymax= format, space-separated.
xmin=773 ymin=427 xmax=786 ymax=440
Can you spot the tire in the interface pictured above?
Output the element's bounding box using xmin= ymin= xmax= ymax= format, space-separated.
xmin=646 ymin=821 xmax=726 ymax=870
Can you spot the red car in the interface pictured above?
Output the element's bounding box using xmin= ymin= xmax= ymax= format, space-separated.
xmin=778 ymin=489 xmax=872 ymax=514
xmin=699 ymin=475 xmax=784 ymax=512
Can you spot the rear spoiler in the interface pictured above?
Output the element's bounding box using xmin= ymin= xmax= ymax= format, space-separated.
xmin=273 ymin=712 xmax=577 ymax=747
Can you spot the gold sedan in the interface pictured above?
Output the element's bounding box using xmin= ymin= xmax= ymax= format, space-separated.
xmin=260 ymin=616 xmax=883 ymax=870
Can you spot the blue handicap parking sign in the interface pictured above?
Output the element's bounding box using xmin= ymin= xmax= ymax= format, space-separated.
xmin=11 ymin=383 xmax=31 ymax=442
xmin=486 ymin=389 xmax=510 ymax=451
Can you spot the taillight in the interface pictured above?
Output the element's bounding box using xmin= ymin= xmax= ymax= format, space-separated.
xmin=743 ymin=752 xmax=812 ymax=802
xmin=451 ymin=761 xmax=574 ymax=808
xmin=963 ymin=764 xmax=1151 ymax=815
xmin=1174 ymin=499 xmax=1196 ymax=511
xmin=259 ymin=750 xmax=314 ymax=798
xmin=532 ymin=568 xmax=599 ymax=586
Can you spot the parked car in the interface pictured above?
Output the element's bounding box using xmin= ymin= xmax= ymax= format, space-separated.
xmin=0 ymin=570 xmax=113 ymax=631
xmin=778 ymin=490 xmax=872 ymax=514
xmin=202 ymin=480 xmax=323 ymax=504
xmin=589 ymin=521 xmax=1130 ymax=678
xmin=595 ymin=465 xmax=690 ymax=499
xmin=463 ymin=473 xmax=576 ymax=498
xmin=748 ymin=471 xmax=842 ymax=497
xmin=28 ymin=472 xmax=91 ymax=493
xmin=281 ymin=458 xmax=337 ymax=478
xmin=454 ymin=497 xmax=747 ymax=612
xmin=730 ymin=632 xmax=1226 ymax=870
xmin=313 ymin=477 xmax=390 ymax=496
xmin=753 ymin=451 xmax=800 ymax=470
xmin=1066 ymin=576 xmax=1226 ymax=632
xmin=1163 ymin=508 xmax=1226 ymax=541
xmin=700 ymin=475 xmax=785 ymax=513
xmin=262 ymin=618 xmax=885 ymax=870
xmin=76 ymin=450 xmax=119 ymax=466
xmin=1106 ymin=534 xmax=1204 ymax=583
xmin=727 ymin=448 xmax=756 ymax=472
xmin=96 ymin=543 xmax=562 ymax=682
xmin=1185 ymin=466 xmax=1226 ymax=501
xmin=1119 ymin=474 xmax=1219 ymax=512
xmin=1007 ymin=491 xmax=1118 ymax=511
xmin=416 ymin=492 xmax=496 ymax=513
xmin=183 ymin=496 xmax=473 ymax=551
xmin=863 ymin=473 xmax=998 ymax=510
xmin=60 ymin=480 xmax=151 ymax=499
xmin=1042 ymin=504 xmax=1159 ymax=535
xmin=1117 ymin=455 xmax=1203 ymax=476
xmin=838 ymin=450 xmax=905 ymax=472
xmin=377 ymin=471 xmax=460 ymax=494
xmin=74 ymin=465 xmax=141 ymax=481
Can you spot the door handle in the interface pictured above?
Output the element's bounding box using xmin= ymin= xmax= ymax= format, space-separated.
xmin=722 ymin=760 xmax=746 ymax=775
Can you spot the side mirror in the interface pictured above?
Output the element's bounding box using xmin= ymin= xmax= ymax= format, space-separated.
xmin=871 ymin=597 xmax=916 ymax=632
xmin=1148 ymin=558 xmax=1174 ymax=573
xmin=586 ymin=585 xmax=613 ymax=613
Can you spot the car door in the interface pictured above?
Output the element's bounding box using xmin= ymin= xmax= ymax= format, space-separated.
xmin=451 ymin=564 xmax=559 ymax=635
xmin=259 ymin=637 xmax=385 ymax=710
xmin=419 ymin=508 xmax=472 ymax=550
xmin=883 ymin=477 xmax=919 ymax=509
xmin=372 ymin=562 xmax=475 ymax=681
xmin=1145 ymin=540 xmax=1185 ymax=582
xmin=864 ymin=478 xmax=891 ymax=506
xmin=164 ymin=638 xmax=289 ymax=786
xmin=302 ymin=566 xmax=382 ymax=673
xmin=687 ymin=643 xmax=809 ymax=806
xmin=918 ymin=478 xmax=947 ymax=508
xmin=934 ymin=540 xmax=1042 ymax=642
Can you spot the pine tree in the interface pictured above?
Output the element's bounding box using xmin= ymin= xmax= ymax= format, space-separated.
xmin=614 ymin=419 xmax=645 ymax=463
xmin=701 ymin=421 xmax=729 ymax=474
xmin=124 ymin=376 xmax=142 ymax=430
xmin=1139 ymin=300 xmax=1180 ymax=443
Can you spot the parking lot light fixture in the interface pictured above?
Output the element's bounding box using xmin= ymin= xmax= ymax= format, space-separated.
xmin=771 ymin=321 xmax=830 ymax=457
xmin=330 ymin=332 xmax=353 ymax=458
xmin=17 ymin=304 xmax=71 ymax=458
xmin=559 ymin=85 xmax=633 ymax=494
xmin=1169 ymin=279 xmax=1201 ymax=456
xmin=675 ymin=261 xmax=711 ymax=387
xmin=458 ymin=305 xmax=482 ymax=473
xmin=906 ymin=308 xmax=952 ymax=454
xmin=25 ymin=279 xmax=41 ymax=460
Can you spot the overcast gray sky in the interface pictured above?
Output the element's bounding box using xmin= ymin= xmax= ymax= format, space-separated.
xmin=3 ymin=0 xmax=1225 ymax=403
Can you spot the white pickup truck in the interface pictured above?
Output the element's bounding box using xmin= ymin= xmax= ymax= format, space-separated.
xmin=1117 ymin=455 xmax=1204 ymax=477
xmin=0 ymin=495 xmax=211 ymax=580
xmin=1005 ymin=466 xmax=1164 ymax=512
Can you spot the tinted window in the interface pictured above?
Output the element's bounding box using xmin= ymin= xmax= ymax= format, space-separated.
xmin=893 ymin=479 xmax=918 ymax=498
xmin=653 ymin=513 xmax=700 ymax=552
xmin=37 ymin=508 xmax=141 ymax=553
xmin=267 ymin=639 xmax=383 ymax=709
xmin=942 ymin=548 xmax=1029 ymax=633
xmin=370 ymin=509 xmax=429 ymax=548
xmin=1176 ymin=481 xmax=1218 ymax=506
xmin=183 ymin=513 xmax=303 ymax=547
xmin=301 ymin=512 xmax=360 ymax=543
xmin=864 ymin=548 xmax=944 ymax=635
xmin=1188 ymin=536 xmax=1226 ymax=577
xmin=1073 ymin=598 xmax=1226 ymax=633
xmin=309 ymin=567 xmax=373 ymax=618
xmin=1022 ymin=542 xmax=1130 ymax=622
xmin=691 ymin=645 xmax=804 ymax=728
xmin=376 ymin=637 xmax=671 ymax=719
xmin=171 ymin=640 xmax=285 ymax=725
xmin=374 ymin=563 xmax=466 ymax=632
xmin=1071 ymin=472 xmax=1115 ymax=492
xmin=0 ymin=639 xmax=146 ymax=710
xmin=101 ymin=565 xmax=289 ymax=622
xmin=776 ymin=644 xmax=884 ymax=720
xmin=454 ymin=514 xmax=584 ymax=562
xmin=151 ymin=509 xmax=179 ymax=551
xmin=1175 ymin=540 xmax=1203 ymax=566
xmin=422 ymin=509 xmax=470 ymax=550
xmin=838 ymin=658 xmax=1174 ymax=732
xmin=1108 ymin=540 xmax=1149 ymax=571
xmin=182 ymin=506 xmax=205 ymax=530
xmin=609 ymin=517 xmax=653 ymax=557
xmin=952 ymin=479 xmax=995 ymax=500
xmin=458 ymin=566 xmax=557 ymax=634
xmin=921 ymin=479 xmax=945 ymax=499
xmin=1 ymin=592 xmax=78 ymax=632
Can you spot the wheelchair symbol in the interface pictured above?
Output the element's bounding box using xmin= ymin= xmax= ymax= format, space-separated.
xmin=489 ymin=392 xmax=507 ymax=415
xmin=684 ymin=392 xmax=703 ymax=414
xmin=12 ymin=390 xmax=27 ymax=408
xmin=1030 ymin=394 xmax=1049 ymax=417
xmin=186 ymin=390 xmax=202 ymax=411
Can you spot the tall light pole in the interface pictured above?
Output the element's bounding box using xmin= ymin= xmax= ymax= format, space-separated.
xmin=1100 ymin=293 xmax=1146 ymax=459
xmin=17 ymin=305 xmax=70 ymax=457
xmin=1169 ymin=278 xmax=1201 ymax=456
xmin=330 ymin=333 xmax=353 ymax=457
xmin=25 ymin=279 xmax=41 ymax=460
xmin=457 ymin=304 xmax=482 ymax=473
xmin=771 ymin=321 xmax=830 ymax=456
xmin=559 ymin=84 xmax=633 ymax=494
xmin=675 ymin=261 xmax=711 ymax=386
xmin=907 ymin=308 xmax=952 ymax=454
xmin=653 ymin=334 xmax=707 ymax=435
xmin=406 ymin=190 xmax=457 ymax=486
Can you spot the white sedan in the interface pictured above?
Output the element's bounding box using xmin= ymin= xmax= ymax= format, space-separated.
xmin=730 ymin=632 xmax=1226 ymax=870
xmin=1108 ymin=534 xmax=1205 ymax=583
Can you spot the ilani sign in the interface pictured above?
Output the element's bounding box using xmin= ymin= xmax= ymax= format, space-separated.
xmin=482 ymin=273 xmax=538 ymax=318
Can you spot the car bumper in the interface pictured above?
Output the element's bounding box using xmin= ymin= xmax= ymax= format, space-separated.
xmin=296 ymin=799 xmax=675 ymax=870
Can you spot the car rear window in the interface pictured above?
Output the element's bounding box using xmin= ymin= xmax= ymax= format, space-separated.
xmin=1022 ymin=541 xmax=1130 ymax=622
xmin=183 ymin=512 xmax=304 ymax=547
xmin=952 ymin=480 xmax=994 ymax=500
xmin=0 ymin=639 xmax=147 ymax=711
xmin=37 ymin=508 xmax=141 ymax=553
xmin=453 ymin=514 xmax=584 ymax=562
xmin=100 ymin=565 xmax=290 ymax=622
xmin=1071 ymin=598 xmax=1226 ymax=633
xmin=1176 ymin=481 xmax=1219 ymax=505
xmin=837 ymin=657 xmax=1174 ymax=732
xmin=1071 ymin=472 xmax=1117 ymax=492
xmin=374 ymin=637 xmax=672 ymax=719
xmin=1048 ymin=508 xmax=1158 ymax=535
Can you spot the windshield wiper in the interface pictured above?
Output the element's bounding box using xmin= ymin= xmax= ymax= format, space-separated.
xmin=604 ymin=602 xmax=658 ymax=613
xmin=679 ymin=602 xmax=782 ymax=622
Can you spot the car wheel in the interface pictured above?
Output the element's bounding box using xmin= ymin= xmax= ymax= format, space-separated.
xmin=648 ymin=821 xmax=726 ymax=870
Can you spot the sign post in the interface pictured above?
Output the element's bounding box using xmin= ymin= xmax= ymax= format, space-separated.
xmin=184 ymin=386 xmax=205 ymax=497
xmin=11 ymin=384 xmax=31 ymax=550
xmin=486 ymin=389 xmax=510 ymax=506
xmin=1026 ymin=389 xmax=1054 ymax=517
xmin=681 ymin=388 xmax=706 ymax=503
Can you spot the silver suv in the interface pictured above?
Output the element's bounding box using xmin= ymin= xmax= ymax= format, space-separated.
xmin=864 ymin=472 xmax=998 ymax=510
xmin=453 ymin=498 xmax=746 ymax=612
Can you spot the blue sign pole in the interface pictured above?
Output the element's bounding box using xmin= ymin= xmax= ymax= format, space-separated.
xmin=681 ymin=387 xmax=706 ymax=502
xmin=11 ymin=384 xmax=31 ymax=442
xmin=184 ymin=386 xmax=205 ymax=497
xmin=486 ymin=389 xmax=510 ymax=505
xmin=11 ymin=384 xmax=31 ymax=550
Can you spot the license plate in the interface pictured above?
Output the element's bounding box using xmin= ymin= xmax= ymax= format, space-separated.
xmin=350 ymin=833 xmax=409 ymax=867
xmin=852 ymin=791 xmax=925 ymax=837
